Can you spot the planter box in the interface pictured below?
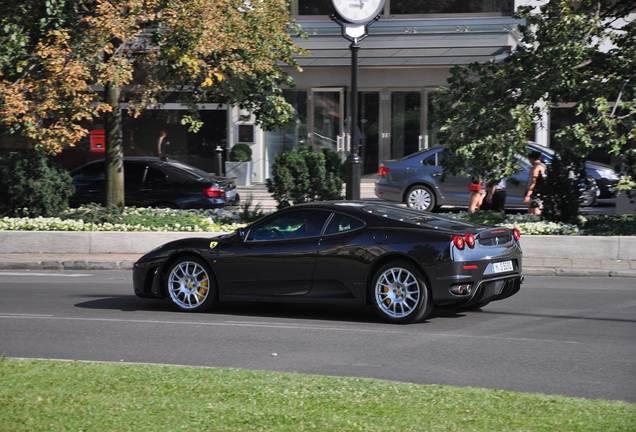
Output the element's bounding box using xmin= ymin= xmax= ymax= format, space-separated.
xmin=225 ymin=161 xmax=252 ymax=186
xmin=0 ymin=232 xmax=634 ymax=259
xmin=616 ymin=190 xmax=636 ymax=215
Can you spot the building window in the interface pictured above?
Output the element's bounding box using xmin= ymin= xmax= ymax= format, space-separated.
xmin=264 ymin=90 xmax=308 ymax=177
xmin=296 ymin=0 xmax=335 ymax=15
xmin=427 ymin=91 xmax=448 ymax=148
xmin=292 ymin=1 xmax=514 ymax=17
xmin=390 ymin=0 xmax=514 ymax=15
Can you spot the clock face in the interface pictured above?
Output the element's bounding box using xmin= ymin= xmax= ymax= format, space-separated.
xmin=332 ymin=0 xmax=385 ymax=24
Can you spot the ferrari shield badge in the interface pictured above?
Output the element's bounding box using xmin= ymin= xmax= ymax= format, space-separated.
xmin=209 ymin=241 xmax=218 ymax=249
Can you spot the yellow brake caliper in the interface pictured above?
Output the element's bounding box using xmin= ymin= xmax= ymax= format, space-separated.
xmin=198 ymin=278 xmax=209 ymax=298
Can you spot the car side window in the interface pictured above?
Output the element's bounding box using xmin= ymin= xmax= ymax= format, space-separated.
xmin=324 ymin=213 xmax=364 ymax=235
xmin=422 ymin=151 xmax=444 ymax=167
xmin=145 ymin=167 xmax=166 ymax=183
xmin=73 ymin=163 xmax=104 ymax=183
xmin=124 ymin=163 xmax=146 ymax=186
xmin=422 ymin=155 xmax=436 ymax=166
xmin=247 ymin=210 xmax=330 ymax=242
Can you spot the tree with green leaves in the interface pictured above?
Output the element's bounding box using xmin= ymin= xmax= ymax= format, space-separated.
xmin=1 ymin=0 xmax=302 ymax=207
xmin=435 ymin=0 xmax=635 ymax=222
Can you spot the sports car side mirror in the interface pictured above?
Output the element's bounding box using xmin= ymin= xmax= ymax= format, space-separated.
xmin=237 ymin=228 xmax=246 ymax=241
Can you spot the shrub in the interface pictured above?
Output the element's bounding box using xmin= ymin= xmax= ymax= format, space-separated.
xmin=0 ymin=150 xmax=75 ymax=217
xmin=267 ymin=146 xmax=343 ymax=208
xmin=581 ymin=214 xmax=636 ymax=236
xmin=441 ymin=211 xmax=579 ymax=235
xmin=229 ymin=143 xmax=252 ymax=162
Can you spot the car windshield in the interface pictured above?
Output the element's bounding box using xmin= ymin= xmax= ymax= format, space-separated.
xmin=362 ymin=204 xmax=473 ymax=229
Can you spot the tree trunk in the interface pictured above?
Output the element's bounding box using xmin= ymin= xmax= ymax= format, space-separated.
xmin=105 ymin=82 xmax=125 ymax=208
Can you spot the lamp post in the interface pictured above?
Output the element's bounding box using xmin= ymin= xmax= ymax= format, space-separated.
xmin=331 ymin=0 xmax=384 ymax=200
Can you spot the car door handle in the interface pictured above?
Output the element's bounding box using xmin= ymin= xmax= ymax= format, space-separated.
xmin=432 ymin=173 xmax=442 ymax=177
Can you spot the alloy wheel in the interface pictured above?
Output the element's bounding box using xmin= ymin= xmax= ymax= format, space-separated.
xmin=374 ymin=267 xmax=422 ymax=319
xmin=407 ymin=188 xmax=432 ymax=210
xmin=167 ymin=261 xmax=211 ymax=310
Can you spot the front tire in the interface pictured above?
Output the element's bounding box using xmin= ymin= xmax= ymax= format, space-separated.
xmin=370 ymin=261 xmax=432 ymax=324
xmin=165 ymin=255 xmax=216 ymax=312
xmin=405 ymin=185 xmax=436 ymax=211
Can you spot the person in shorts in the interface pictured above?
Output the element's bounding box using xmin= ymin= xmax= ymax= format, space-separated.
xmin=468 ymin=177 xmax=485 ymax=213
xmin=525 ymin=151 xmax=547 ymax=215
xmin=484 ymin=178 xmax=507 ymax=212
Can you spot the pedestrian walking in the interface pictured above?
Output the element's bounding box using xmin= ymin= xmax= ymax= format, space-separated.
xmin=484 ymin=178 xmax=507 ymax=212
xmin=468 ymin=177 xmax=485 ymax=213
xmin=524 ymin=150 xmax=547 ymax=215
xmin=157 ymin=129 xmax=170 ymax=159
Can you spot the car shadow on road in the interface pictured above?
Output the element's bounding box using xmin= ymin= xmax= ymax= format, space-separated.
xmin=481 ymin=310 xmax=636 ymax=324
xmin=73 ymin=295 xmax=468 ymax=324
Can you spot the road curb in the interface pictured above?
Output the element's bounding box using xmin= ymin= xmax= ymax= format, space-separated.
xmin=0 ymin=260 xmax=136 ymax=271
xmin=0 ymin=260 xmax=635 ymax=277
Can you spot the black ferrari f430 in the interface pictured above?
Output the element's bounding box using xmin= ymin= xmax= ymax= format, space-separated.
xmin=133 ymin=201 xmax=523 ymax=323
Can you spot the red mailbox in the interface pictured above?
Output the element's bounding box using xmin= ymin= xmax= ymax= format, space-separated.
xmin=89 ymin=129 xmax=105 ymax=153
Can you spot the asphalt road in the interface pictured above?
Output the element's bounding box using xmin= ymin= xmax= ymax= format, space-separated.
xmin=0 ymin=271 xmax=634 ymax=402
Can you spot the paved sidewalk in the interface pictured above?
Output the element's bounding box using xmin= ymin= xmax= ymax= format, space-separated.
xmin=1 ymin=253 xmax=635 ymax=277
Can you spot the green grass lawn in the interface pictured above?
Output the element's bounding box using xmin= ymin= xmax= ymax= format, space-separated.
xmin=0 ymin=358 xmax=634 ymax=432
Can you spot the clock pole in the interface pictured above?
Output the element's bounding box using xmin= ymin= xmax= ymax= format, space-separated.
xmin=331 ymin=0 xmax=384 ymax=201
xmin=348 ymin=38 xmax=361 ymax=200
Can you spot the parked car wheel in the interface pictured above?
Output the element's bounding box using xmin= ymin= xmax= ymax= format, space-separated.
xmin=405 ymin=185 xmax=436 ymax=211
xmin=371 ymin=261 xmax=432 ymax=324
xmin=165 ymin=256 xmax=216 ymax=312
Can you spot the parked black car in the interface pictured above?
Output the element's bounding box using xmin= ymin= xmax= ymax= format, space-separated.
xmin=70 ymin=157 xmax=239 ymax=209
xmin=526 ymin=142 xmax=619 ymax=199
xmin=133 ymin=201 xmax=523 ymax=324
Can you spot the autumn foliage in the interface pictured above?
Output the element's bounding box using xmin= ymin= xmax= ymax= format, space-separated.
xmin=0 ymin=0 xmax=301 ymax=153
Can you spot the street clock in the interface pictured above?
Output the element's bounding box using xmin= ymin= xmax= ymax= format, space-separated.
xmin=330 ymin=0 xmax=384 ymax=200
xmin=332 ymin=0 xmax=385 ymax=24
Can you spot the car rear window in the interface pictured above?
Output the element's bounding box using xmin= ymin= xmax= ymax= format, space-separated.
xmin=362 ymin=204 xmax=474 ymax=230
xmin=165 ymin=161 xmax=211 ymax=179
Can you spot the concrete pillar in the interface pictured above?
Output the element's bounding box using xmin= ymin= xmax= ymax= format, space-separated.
xmin=534 ymin=100 xmax=550 ymax=147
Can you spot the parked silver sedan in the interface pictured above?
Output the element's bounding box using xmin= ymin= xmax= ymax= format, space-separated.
xmin=375 ymin=146 xmax=597 ymax=211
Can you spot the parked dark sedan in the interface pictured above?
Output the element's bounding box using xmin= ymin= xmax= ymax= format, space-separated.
xmin=133 ymin=201 xmax=523 ymax=323
xmin=70 ymin=157 xmax=239 ymax=209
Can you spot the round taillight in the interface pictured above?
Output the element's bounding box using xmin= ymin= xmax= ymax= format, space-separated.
xmin=452 ymin=235 xmax=465 ymax=250
xmin=464 ymin=233 xmax=475 ymax=248
xmin=512 ymin=228 xmax=521 ymax=241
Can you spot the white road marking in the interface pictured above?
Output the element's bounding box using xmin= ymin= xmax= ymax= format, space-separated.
xmin=0 ymin=314 xmax=580 ymax=344
xmin=0 ymin=312 xmax=53 ymax=317
xmin=0 ymin=272 xmax=92 ymax=277
xmin=8 ymin=356 xmax=229 ymax=370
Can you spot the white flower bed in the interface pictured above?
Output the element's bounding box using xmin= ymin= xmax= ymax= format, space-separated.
xmin=0 ymin=216 xmax=245 ymax=232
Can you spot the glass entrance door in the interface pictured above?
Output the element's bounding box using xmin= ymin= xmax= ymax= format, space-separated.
xmin=309 ymin=89 xmax=344 ymax=153
xmin=359 ymin=92 xmax=380 ymax=174
xmin=391 ymin=92 xmax=422 ymax=159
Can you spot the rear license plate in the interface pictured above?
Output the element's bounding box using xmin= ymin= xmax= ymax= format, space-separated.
xmin=492 ymin=260 xmax=513 ymax=273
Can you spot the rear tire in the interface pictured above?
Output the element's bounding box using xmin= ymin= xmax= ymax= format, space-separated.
xmin=405 ymin=185 xmax=436 ymax=212
xmin=370 ymin=261 xmax=432 ymax=324
xmin=165 ymin=255 xmax=216 ymax=312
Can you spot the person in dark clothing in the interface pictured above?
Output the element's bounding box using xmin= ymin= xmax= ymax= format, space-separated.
xmin=484 ymin=178 xmax=507 ymax=212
